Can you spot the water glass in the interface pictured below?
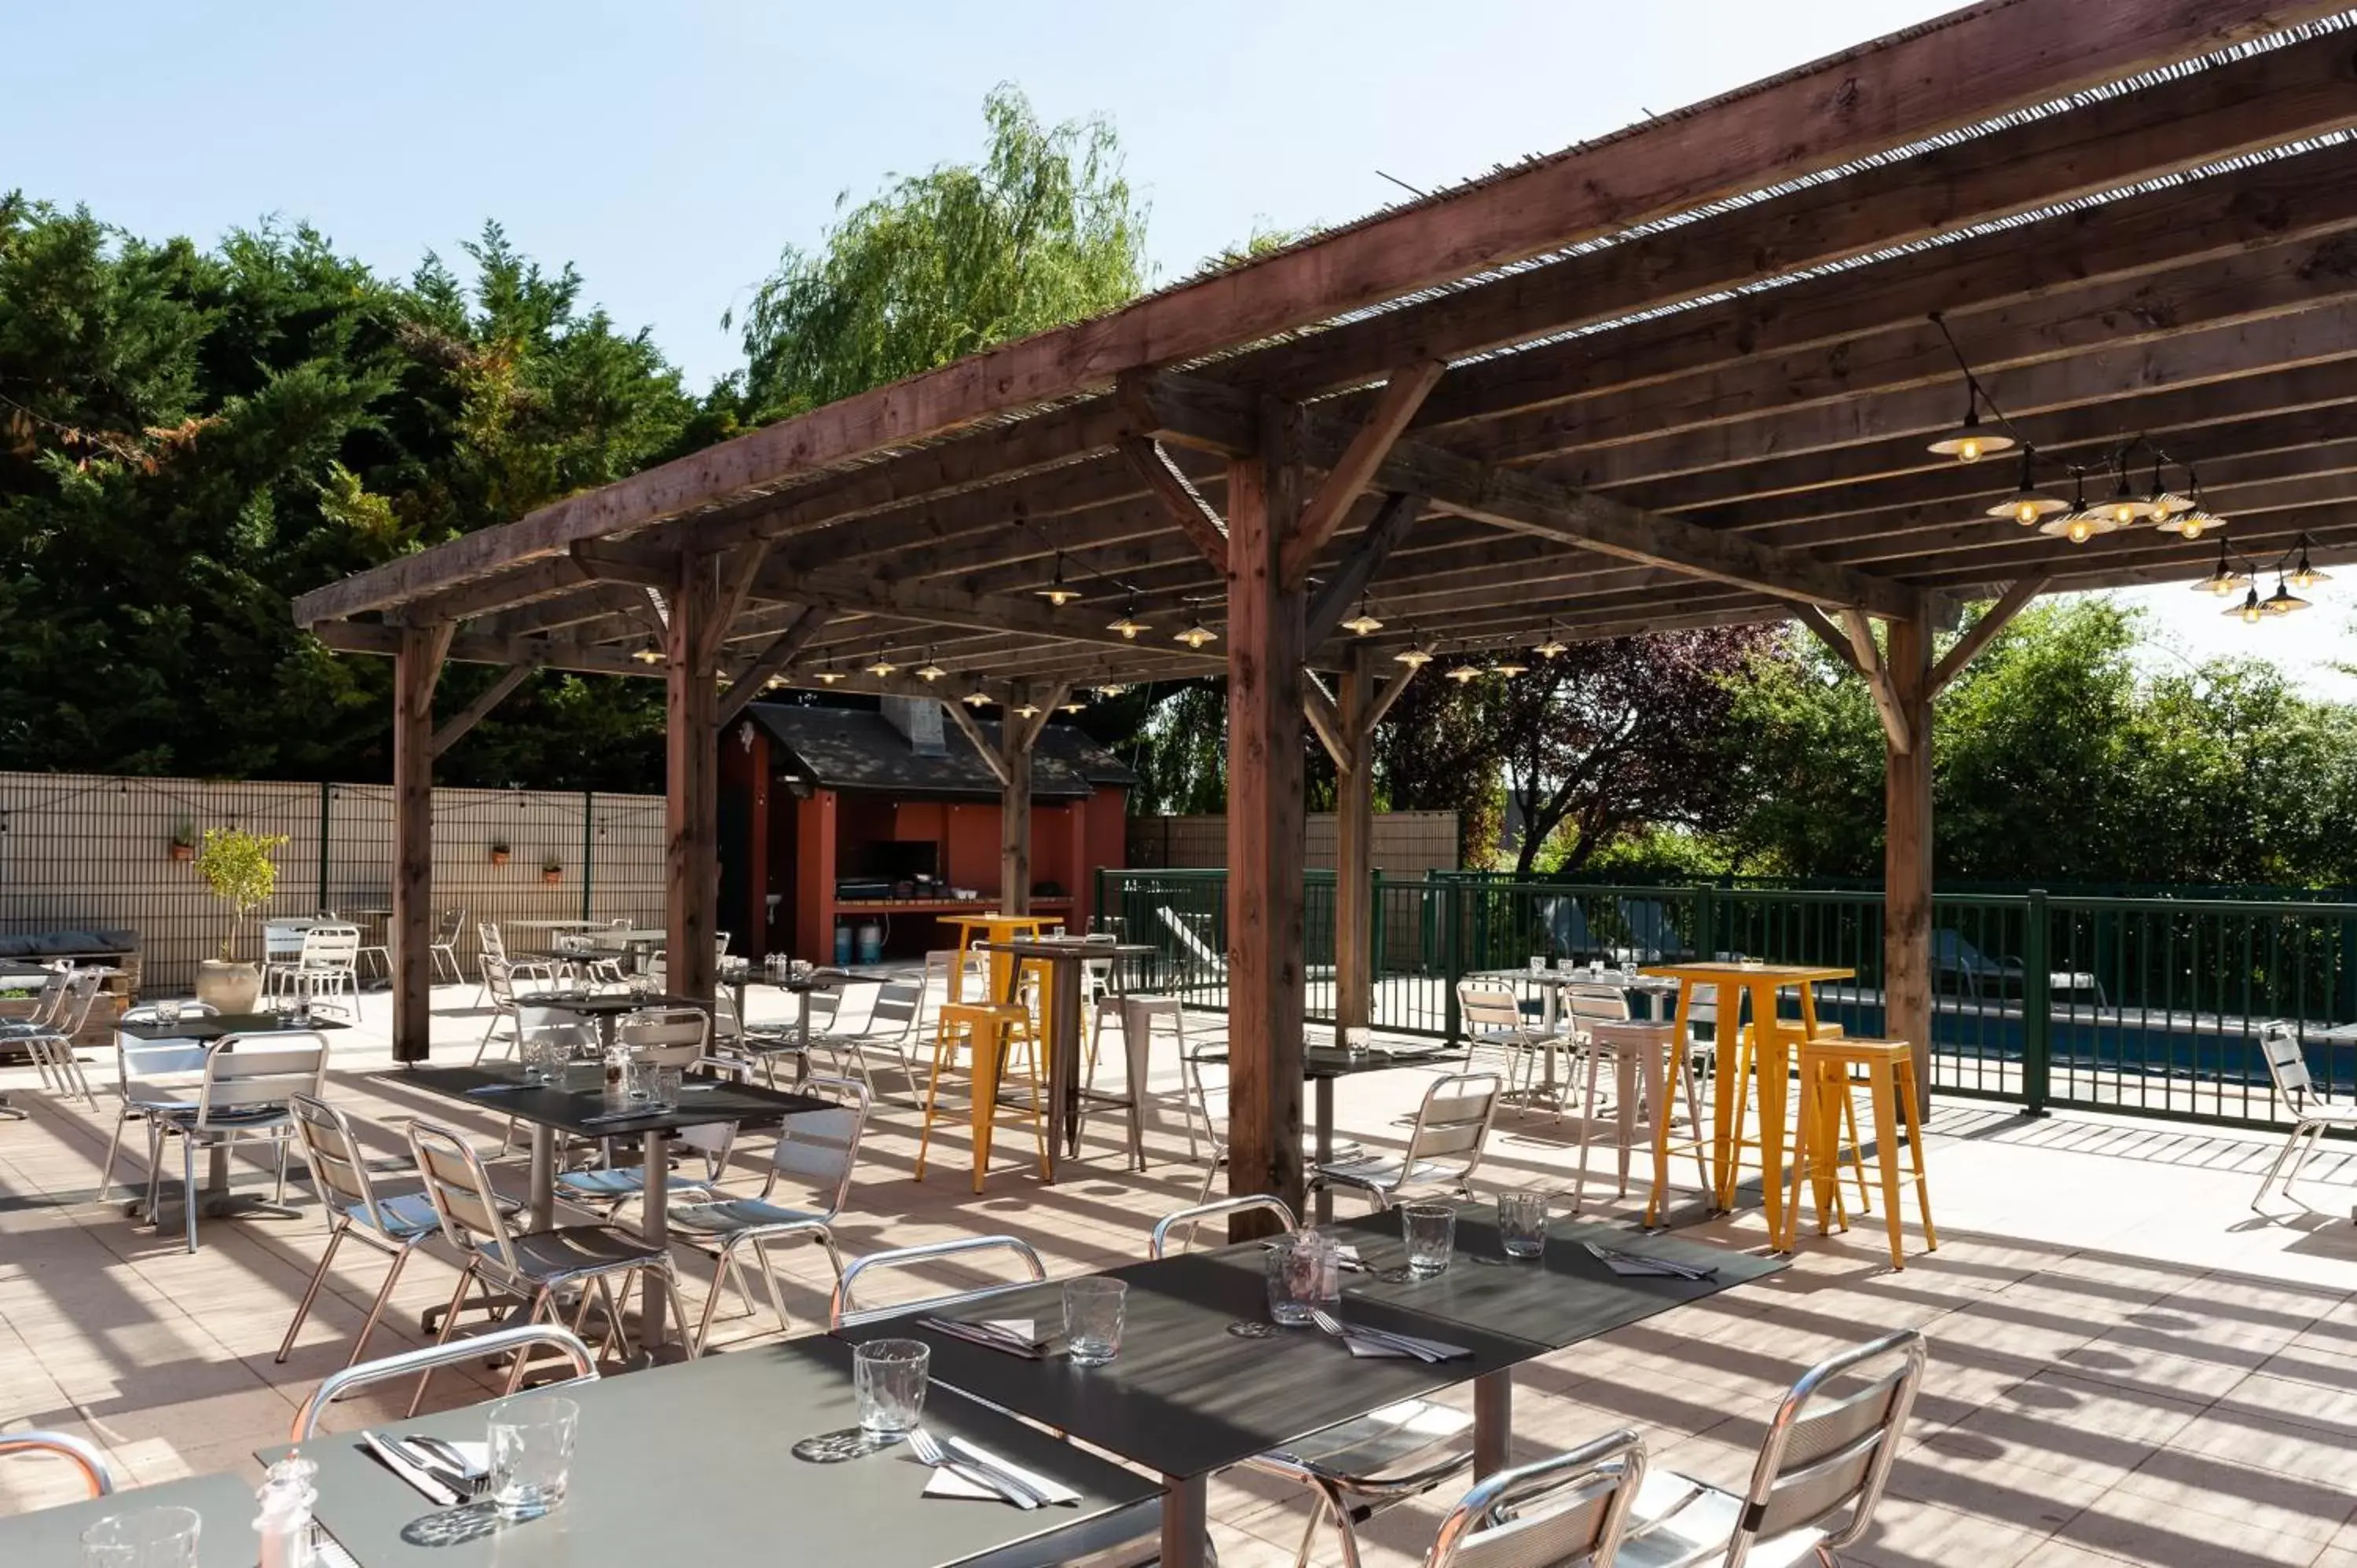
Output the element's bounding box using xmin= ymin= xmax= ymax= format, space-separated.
xmin=1497 ymin=1192 xmax=1549 ymax=1258
xmin=1589 ymin=959 xmax=1607 ymax=980
xmin=1265 ymin=1233 xmax=1340 ymax=1325
xmin=1063 ymin=1277 xmax=1127 ymax=1365
xmin=854 ymin=1339 xmax=929 ymax=1438
xmin=1555 ymin=957 xmax=1576 ymax=973
xmin=1340 ymin=1026 xmax=1373 ymax=1059
xmin=80 ymin=1507 xmax=201 ymax=1568
xmin=1401 ymin=1203 xmax=1457 ymax=1277
xmin=1527 ymin=955 xmax=1546 ymax=974
xmin=488 ymin=1393 xmax=578 ymax=1519
xmin=650 ymin=1065 xmax=683 ymax=1110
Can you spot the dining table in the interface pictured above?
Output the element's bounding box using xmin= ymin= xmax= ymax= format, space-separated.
xmin=972 ymin=938 xmax=1153 ymax=1176
xmin=1190 ymin=1037 xmax=1455 ymax=1222
xmin=837 ymin=1212 xmax=1775 ymax=1568
xmin=115 ymin=1011 xmax=350 ymax=1219
xmin=0 ymin=1470 xmax=261 ymax=1566
xmin=1640 ymin=961 xmax=1853 ymax=1234
xmin=253 ymin=1337 xmax=1160 ymax=1568
xmin=389 ymin=1060 xmax=834 ymax=1352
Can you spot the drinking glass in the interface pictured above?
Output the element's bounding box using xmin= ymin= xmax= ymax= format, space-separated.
xmin=1554 ymin=957 xmax=1576 ymax=973
xmin=488 ymin=1393 xmax=578 ymax=1519
xmin=1063 ymin=1277 xmax=1127 ymax=1366
xmin=854 ymin=1339 xmax=929 ymax=1438
xmin=1527 ymin=955 xmax=1546 ymax=975
xmin=651 ymin=1065 xmax=683 ymax=1110
xmin=80 ymin=1507 xmax=201 ymax=1568
xmin=155 ymin=999 xmax=181 ymax=1029
xmin=1589 ymin=959 xmax=1606 ymax=980
xmin=1497 ymin=1192 xmax=1549 ymax=1258
xmin=1401 ymin=1203 xmax=1457 ymax=1277
xmin=1340 ymin=1025 xmax=1372 ymax=1059
xmin=1264 ymin=1233 xmax=1340 ymax=1326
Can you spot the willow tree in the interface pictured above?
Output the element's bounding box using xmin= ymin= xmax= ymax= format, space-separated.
xmin=736 ymin=86 xmax=1148 ymax=416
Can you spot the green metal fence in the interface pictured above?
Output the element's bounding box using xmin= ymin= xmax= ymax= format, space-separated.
xmin=1095 ymin=866 xmax=2357 ymax=1130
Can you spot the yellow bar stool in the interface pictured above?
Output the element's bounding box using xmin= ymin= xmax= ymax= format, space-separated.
xmin=915 ymin=1000 xmax=1047 ymax=1192
xmin=1783 ymin=1037 xmax=1937 ymax=1269
xmin=1728 ymin=1018 xmax=1870 ymax=1214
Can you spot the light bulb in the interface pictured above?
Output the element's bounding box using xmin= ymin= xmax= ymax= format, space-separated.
xmin=1175 ymin=621 xmax=1218 ymax=650
xmin=1395 ymin=647 xmax=1433 ymax=668
xmin=2066 ymin=517 xmax=2094 ymax=544
xmin=1341 ymin=611 xmax=1384 ymax=636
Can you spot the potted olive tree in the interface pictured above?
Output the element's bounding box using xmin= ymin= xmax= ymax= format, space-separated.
xmin=192 ymin=826 xmax=288 ymax=1013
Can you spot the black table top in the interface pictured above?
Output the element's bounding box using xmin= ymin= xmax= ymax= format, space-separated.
xmin=1193 ymin=1042 xmax=1455 ymax=1081
xmin=1317 ymin=1206 xmax=1782 ymax=1350
xmin=393 ymin=1062 xmax=833 ymax=1138
xmin=835 ymin=1247 xmax=1540 ymax=1482
xmin=266 ymin=1338 xmax=1160 ymax=1568
xmin=723 ymin=967 xmax=861 ymax=993
xmin=119 ymin=1012 xmax=352 ymax=1041
xmin=973 ymin=940 xmax=1157 ymax=960
xmin=0 ymin=1471 xmax=261 ymax=1566
xmin=519 ymin=991 xmax=708 ymax=1016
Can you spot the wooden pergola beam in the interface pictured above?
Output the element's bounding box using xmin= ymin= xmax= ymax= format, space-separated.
xmin=716 ymin=606 xmax=825 ymax=727
xmin=1840 ymin=608 xmax=1915 ymax=755
xmin=1929 ymin=577 xmax=2051 ymax=696
xmin=1304 ymin=493 xmax=1424 ymax=647
xmin=1281 ymin=362 xmax=1445 ymax=588
xmin=1117 ymin=437 xmax=1230 ymax=573
xmin=429 ymin=662 xmax=538 ymax=758
xmin=941 ymin=698 xmax=1012 ymax=789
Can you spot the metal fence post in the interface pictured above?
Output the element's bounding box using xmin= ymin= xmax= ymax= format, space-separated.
xmin=1695 ymin=883 xmax=1717 ymax=965
xmin=2022 ymin=888 xmax=2051 ymax=1116
xmin=316 ymin=781 xmax=332 ymax=912
xmin=1442 ymin=877 xmax=1464 ymax=1047
xmin=581 ymin=791 xmax=595 ymax=922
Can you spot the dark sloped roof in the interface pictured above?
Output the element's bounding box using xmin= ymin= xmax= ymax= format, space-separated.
xmin=746 ymin=705 xmax=1135 ymax=799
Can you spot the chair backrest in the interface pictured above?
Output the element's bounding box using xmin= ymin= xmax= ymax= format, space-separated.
xmin=1150 ymin=1194 xmax=1296 ymax=1258
xmin=290 ymin=1325 xmax=596 ymax=1440
xmin=2259 ymin=1024 xmax=2318 ymax=1107
xmin=619 ymin=1006 xmax=710 ymax=1059
xmin=830 ymin=1234 xmax=1047 ymax=1328
xmin=1457 ymin=984 xmax=1527 ymax=1035
xmin=1425 ymin=1429 xmax=1646 ymax=1568
xmin=867 ymin=978 xmax=925 ymax=1041
xmin=115 ymin=1036 xmax=214 ymax=1101
xmin=46 ymin=968 xmax=107 ymax=1037
xmin=0 ymin=1430 xmax=115 ymax=1497
xmin=288 ymin=1093 xmax=398 ymax=1233
xmin=759 ymin=1075 xmax=870 ymax=1213
xmin=1727 ymin=1328 xmax=1926 ymax=1562
xmin=1402 ymin=1072 xmax=1503 ymax=1185
xmin=713 ymin=986 xmax=744 ymax=1044
xmin=436 ymin=908 xmax=468 ymax=945
xmin=195 ymin=1034 xmax=329 ymax=1127
xmin=299 ymin=924 xmax=362 ymax=969
xmin=518 ymin=1003 xmax=598 ymax=1057
xmin=407 ymin=1116 xmax=522 ymax=1274
xmin=1566 ymin=986 xmax=1631 ymax=1024
xmin=482 ymin=954 xmax=522 ymax=1009
xmin=1185 ymin=1042 xmax=1230 ymax=1150
xmin=12 ymin=965 xmax=70 ymax=1028
xmin=478 ymin=921 xmax=509 ymax=962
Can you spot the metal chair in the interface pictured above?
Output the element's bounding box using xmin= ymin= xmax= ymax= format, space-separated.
xmin=1149 ymin=1193 xmax=1298 ymax=1258
xmin=1458 ymin=980 xmax=1563 ymax=1100
xmin=1614 ymin=1328 xmax=1925 ymax=1568
xmin=1423 ymin=1430 xmax=1647 ymax=1568
xmin=476 ymin=921 xmax=553 ymax=1007
xmin=17 ymin=967 xmax=105 ymax=1105
xmin=0 ymin=1430 xmax=116 ymax=1497
xmin=275 ymin=1093 xmax=518 ymax=1369
xmin=553 ymin=1011 xmax=731 ymax=1215
xmin=2253 ymin=1022 xmax=2357 ymax=1211
xmin=1183 ymin=1039 xmax=1233 ymax=1204
xmin=475 ymin=954 xmax=559 ymax=1063
xmin=829 ymin=1234 xmax=1047 ymax=1329
xmin=94 ymin=1006 xmax=218 ymax=1202
xmin=429 ymin=907 xmax=468 ymax=984
xmin=1314 ymin=1072 xmax=1504 ymax=1213
xmin=405 ymin=1117 xmax=695 ymax=1414
xmin=670 ymin=1075 xmax=871 ymax=1352
xmin=811 ymin=977 xmax=925 ymax=1104
xmin=289 ymin=1324 xmax=596 ymax=1440
xmin=287 ymin=923 xmax=364 ymax=1020
xmin=145 ymin=1033 xmax=330 ymax=1252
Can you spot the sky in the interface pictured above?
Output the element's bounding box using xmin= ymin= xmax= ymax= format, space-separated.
xmin=6 ymin=0 xmax=2348 ymax=691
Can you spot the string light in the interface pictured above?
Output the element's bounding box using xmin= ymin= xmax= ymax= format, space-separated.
xmin=914 ymin=648 xmax=948 ymax=682
xmin=1105 ymin=596 xmax=1147 ymax=639
xmin=960 ymin=683 xmax=992 ymax=708
xmin=2101 ymin=467 xmax=2154 ymax=527
xmin=1985 ymin=448 xmax=2066 ymax=525
xmin=763 ymin=673 xmax=787 ymax=690
xmin=2191 ymin=542 xmax=2249 ymax=597
xmin=1445 ymin=655 xmax=1483 ymax=683
xmin=1393 ymin=643 xmax=1434 ymax=669
xmin=1012 ymin=700 xmax=1042 ymax=719
xmin=2038 ymin=474 xmax=2113 ymax=545
xmin=2265 ymin=576 xmax=2312 ymax=616
xmin=864 ymin=647 xmax=899 ymax=678
xmin=1927 ymin=387 xmax=2012 ymax=464
xmin=630 ymin=637 xmax=663 ymax=665
xmin=1036 ymin=553 xmax=1082 ymax=607
xmin=2224 ymin=584 xmax=2267 ymax=625
xmin=1533 ymin=625 xmax=1567 ymax=659
xmin=813 ymin=654 xmax=846 ymax=685
xmin=1059 ymin=698 xmax=1087 ymax=713
xmin=1340 ymin=597 xmax=1384 ymax=636
xmin=1175 ymin=619 xmax=1218 ymax=650
xmin=2287 ymin=544 xmax=2332 ymax=592
xmin=1094 ymin=682 xmax=1127 ymax=698
xmin=1493 ymin=652 xmax=1530 ymax=678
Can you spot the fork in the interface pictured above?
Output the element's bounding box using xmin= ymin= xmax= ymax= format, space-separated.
xmin=907 ymin=1427 xmax=1039 ymax=1508
xmin=1308 ymin=1307 xmax=1441 ymax=1361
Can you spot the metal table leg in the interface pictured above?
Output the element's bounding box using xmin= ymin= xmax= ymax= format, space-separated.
xmin=640 ymin=1128 xmax=669 ymax=1351
xmin=1474 ymin=1369 xmax=1513 ymax=1477
xmin=529 ymin=1124 xmax=556 ymax=1231
xmin=1160 ymin=1472 xmax=1208 ymax=1568
xmin=1314 ymin=1076 xmax=1336 ymax=1225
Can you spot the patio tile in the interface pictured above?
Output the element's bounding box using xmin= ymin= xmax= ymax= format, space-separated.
xmin=2055 ymin=1491 xmax=2328 ymax=1567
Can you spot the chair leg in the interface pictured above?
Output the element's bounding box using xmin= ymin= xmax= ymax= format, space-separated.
xmin=1865 ymin=1065 xmax=1907 ymax=1270
xmin=182 ymin=1137 xmax=200 ymax=1254
xmin=409 ymin=1261 xmax=480 ymax=1416
xmin=2255 ymin=1127 xmax=2300 ymax=1208
xmin=346 ymin=1244 xmax=416 ymax=1369
xmin=503 ymin=1290 xmax=555 ymax=1395
xmin=1897 ymin=1062 xmax=1937 ymax=1253
xmin=277 ymin=1220 xmax=350 ymax=1362
xmin=97 ymin=1108 xmax=134 ymax=1203
xmin=1680 ymin=1052 xmax=1711 ymax=1197
xmin=662 ymin=1264 xmax=697 ymax=1357
xmin=1571 ymin=1050 xmax=1602 ymax=1214
xmin=915 ymin=1022 xmax=957 ymax=1182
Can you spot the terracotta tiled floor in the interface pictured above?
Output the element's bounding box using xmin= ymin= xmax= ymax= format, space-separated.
xmin=4 ymin=985 xmax=2356 ymax=1566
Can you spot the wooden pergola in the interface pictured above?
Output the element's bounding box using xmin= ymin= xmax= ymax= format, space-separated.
xmin=295 ymin=0 xmax=2357 ymax=1218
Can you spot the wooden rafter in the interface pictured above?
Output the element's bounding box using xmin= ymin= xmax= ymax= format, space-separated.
xmin=1304 ymin=493 xmax=1425 ymax=648
xmin=942 ymin=697 xmax=1012 ymax=788
xmin=1116 ymin=436 xmax=1230 ymax=572
xmin=716 ymin=606 xmax=824 ymax=727
xmin=1930 ymin=577 xmax=2055 ymax=696
xmin=1302 ymin=673 xmax=1349 ymax=769
xmin=430 ymin=662 xmax=538 ymax=758
xmin=1281 ymin=362 xmax=1445 ymax=588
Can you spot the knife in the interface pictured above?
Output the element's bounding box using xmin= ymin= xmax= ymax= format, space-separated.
xmin=944 ymin=1436 xmax=1058 ymax=1507
xmin=358 ymin=1431 xmax=460 ymax=1507
xmin=917 ymin=1317 xmax=1044 ymax=1359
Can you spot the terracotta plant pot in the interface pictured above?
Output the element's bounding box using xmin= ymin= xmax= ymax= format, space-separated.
xmin=196 ymin=958 xmax=262 ymax=1015
xmin=489 ymin=850 xmax=510 ymax=866
xmin=541 ymin=869 xmax=562 ymax=885
xmin=168 ymin=843 xmax=193 ymax=862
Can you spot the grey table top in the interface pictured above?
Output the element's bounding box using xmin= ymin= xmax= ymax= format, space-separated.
xmin=0 ymin=1471 xmax=261 ymax=1566
xmin=1319 ymin=1207 xmax=1783 ymax=1349
xmin=836 ymin=1247 xmax=1540 ymax=1482
xmin=519 ymin=990 xmax=708 ymax=1017
xmin=267 ymin=1338 xmax=1161 ymax=1568
xmin=392 ymin=1062 xmax=834 ymax=1140
xmin=1193 ymin=1042 xmax=1455 ymax=1081
xmin=119 ymin=1013 xmax=352 ymax=1041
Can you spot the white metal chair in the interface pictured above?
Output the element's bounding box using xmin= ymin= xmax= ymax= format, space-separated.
xmin=810 ymin=977 xmax=925 ymax=1104
xmin=1149 ymin=1192 xmax=1299 ymax=1258
xmin=290 ymin=1324 xmax=596 ymax=1440
xmin=1314 ymin=1072 xmax=1503 ymax=1213
xmin=2253 ymin=1023 xmax=2357 ymax=1211
xmin=405 ymin=1117 xmax=695 ymax=1414
xmin=829 ymin=1234 xmax=1047 ymax=1329
xmin=476 ymin=921 xmax=554 ymax=1006
xmin=554 ymin=1009 xmax=726 ymax=1213
xmin=276 ymin=1092 xmax=519 ymax=1368
xmin=1183 ymin=1040 xmax=1233 ymax=1204
xmin=670 ymin=1075 xmax=871 ymax=1352
xmin=1422 ymin=1430 xmax=1647 ymax=1568
xmin=96 ymin=1002 xmax=219 ymax=1202
xmin=16 ymin=967 xmax=105 ymax=1105
xmin=287 ymin=923 xmax=364 ymax=1020
xmin=475 ymin=954 xmax=560 ymax=1063
xmin=1458 ymin=980 xmax=1563 ymax=1101
xmin=0 ymin=1431 xmax=116 ymax=1498
xmin=1613 ymin=1328 xmax=1925 ymax=1568
xmin=144 ymin=1033 xmax=331 ymax=1252
xmin=429 ymin=907 xmax=467 ymax=984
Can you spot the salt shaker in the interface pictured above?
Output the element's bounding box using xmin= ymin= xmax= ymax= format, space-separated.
xmin=255 ymin=1454 xmax=320 ymax=1568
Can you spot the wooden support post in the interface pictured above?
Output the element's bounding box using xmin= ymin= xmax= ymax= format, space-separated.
xmin=1333 ymin=645 xmax=1375 ymax=1043
xmin=1002 ymin=693 xmax=1034 ymax=914
xmin=1883 ymin=615 xmax=1934 ymax=1117
xmin=1226 ymin=400 xmax=1309 ymax=1231
xmin=391 ymin=621 xmax=450 ymax=1064
xmin=667 ymin=553 xmax=720 ymax=1006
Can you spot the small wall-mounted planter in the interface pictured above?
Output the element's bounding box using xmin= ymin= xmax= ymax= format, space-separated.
xmin=541 ymin=868 xmax=563 ymax=885
xmin=168 ymin=842 xmax=194 ymax=863
xmin=489 ymin=848 xmax=511 ymax=866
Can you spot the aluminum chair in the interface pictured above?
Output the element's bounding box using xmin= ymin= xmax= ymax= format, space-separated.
xmin=670 ymin=1075 xmax=870 ymax=1352
xmin=2252 ymin=1022 xmax=2357 ymax=1211
xmin=1314 ymin=1072 xmax=1504 ymax=1213
xmin=290 ymin=1324 xmax=596 ymax=1440
xmin=1183 ymin=1039 xmax=1233 ymax=1204
xmin=275 ymin=1093 xmax=519 ymax=1369
xmin=428 ymin=907 xmax=468 ymax=984
xmin=405 ymin=1117 xmax=696 ymax=1414
xmin=287 ymin=923 xmax=364 ymax=1020
xmin=475 ymin=954 xmax=560 ymax=1063
xmin=1458 ymin=980 xmax=1563 ymax=1098
xmin=1614 ymin=1328 xmax=1925 ymax=1568
xmin=95 ymin=1003 xmax=219 ymax=1202
xmin=16 ymin=967 xmax=105 ymax=1105
xmin=145 ymin=1033 xmax=330 ymax=1253
xmin=1149 ymin=1194 xmax=1298 ymax=1258
xmin=829 ymin=1234 xmax=1047 ymax=1329
xmin=0 ymin=964 xmax=71 ymax=1039
xmin=0 ymin=1430 xmax=115 ymax=1497
xmin=1423 ymin=1430 xmax=1647 ymax=1568
xmin=552 ymin=1008 xmax=725 ymax=1211
xmin=476 ymin=921 xmax=554 ymax=1006
xmin=810 ymin=977 xmax=924 ymax=1104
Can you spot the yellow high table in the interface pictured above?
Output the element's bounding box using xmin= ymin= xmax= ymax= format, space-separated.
xmin=941 ymin=912 xmax=1052 ymax=1006
xmin=1640 ymin=961 xmax=1853 ymax=1238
